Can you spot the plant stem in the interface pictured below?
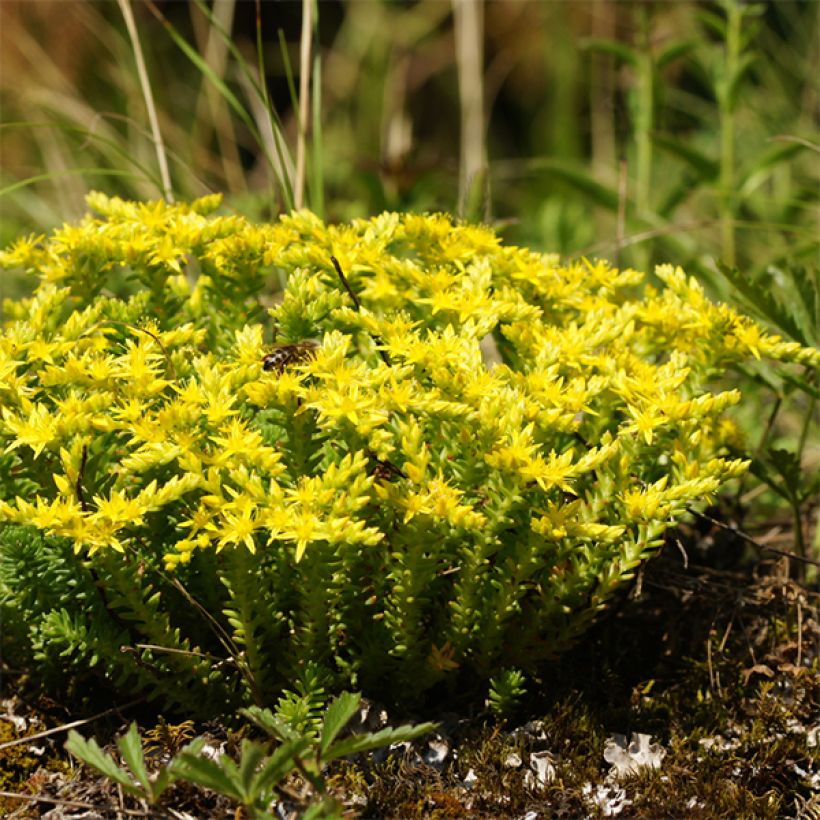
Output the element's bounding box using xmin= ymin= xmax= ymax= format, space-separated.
xmin=452 ymin=0 xmax=486 ymax=218
xmin=797 ymin=393 xmax=816 ymax=461
xmin=117 ymin=0 xmax=173 ymax=202
xmin=718 ymin=0 xmax=741 ymax=267
xmin=192 ymin=0 xmax=245 ymax=193
xmin=635 ymin=12 xmax=653 ymax=218
xmin=295 ymin=0 xmax=313 ymax=209
xmin=793 ymin=502 xmax=806 ymax=562
xmin=310 ymin=16 xmax=325 ymax=219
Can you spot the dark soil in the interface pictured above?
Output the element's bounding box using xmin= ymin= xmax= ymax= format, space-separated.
xmin=2 ymin=524 xmax=818 ymax=819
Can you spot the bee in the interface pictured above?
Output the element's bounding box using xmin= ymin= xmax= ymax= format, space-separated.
xmin=262 ymin=341 xmax=319 ymax=374
xmin=365 ymin=449 xmax=407 ymax=483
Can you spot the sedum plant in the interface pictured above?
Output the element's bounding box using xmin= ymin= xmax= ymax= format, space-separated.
xmin=487 ymin=668 xmax=528 ymax=719
xmin=0 ymin=194 xmax=816 ymax=714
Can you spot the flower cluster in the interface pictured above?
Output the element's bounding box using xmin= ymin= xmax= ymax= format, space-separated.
xmin=1 ymin=194 xmax=816 ymax=706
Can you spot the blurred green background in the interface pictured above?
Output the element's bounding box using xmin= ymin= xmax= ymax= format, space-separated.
xmin=2 ymin=0 xmax=818 ymax=277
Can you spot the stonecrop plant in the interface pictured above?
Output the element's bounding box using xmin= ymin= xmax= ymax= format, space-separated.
xmin=1 ymin=194 xmax=816 ymax=715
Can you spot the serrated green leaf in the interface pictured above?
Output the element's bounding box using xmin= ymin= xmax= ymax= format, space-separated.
xmin=318 ymin=692 xmax=361 ymax=757
xmin=65 ymin=730 xmax=142 ymax=797
xmin=168 ymin=749 xmax=244 ymax=801
xmin=237 ymin=738 xmax=268 ymax=796
xmin=251 ymin=737 xmax=311 ymax=794
xmin=301 ymin=798 xmax=345 ymax=820
xmin=239 ymin=706 xmax=299 ymax=741
xmin=748 ymin=446 xmax=818 ymax=506
xmin=778 ymin=265 xmax=818 ymax=346
xmin=764 ymin=448 xmax=811 ymax=500
xmin=178 ymin=737 xmax=209 ymax=758
xmin=116 ymin=724 xmax=151 ymax=795
xmin=241 ymin=706 xmax=302 ymax=743
xmin=715 ymin=262 xmax=809 ymax=345
xmin=323 ymin=721 xmax=439 ymax=763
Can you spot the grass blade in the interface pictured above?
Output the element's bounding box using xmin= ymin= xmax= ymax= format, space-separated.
xmin=256 ymin=1 xmax=293 ymax=210
xmin=0 ymin=169 xmax=141 ymax=200
xmin=189 ymin=0 xmax=294 ymax=208
xmin=310 ymin=26 xmax=324 ymax=218
xmin=117 ymin=0 xmax=173 ymax=202
xmin=295 ymin=0 xmax=314 ymax=209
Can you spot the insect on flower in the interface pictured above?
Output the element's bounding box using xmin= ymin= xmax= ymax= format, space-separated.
xmin=365 ymin=449 xmax=407 ymax=483
xmin=262 ymin=341 xmax=319 ymax=374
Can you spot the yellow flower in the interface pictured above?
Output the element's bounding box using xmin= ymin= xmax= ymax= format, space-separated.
xmin=731 ymin=319 xmax=766 ymax=359
xmin=2 ymin=405 xmax=58 ymax=457
xmin=215 ymin=496 xmax=259 ymax=553
xmin=400 ymin=492 xmax=432 ymax=523
xmin=210 ymin=419 xmax=264 ymax=464
xmin=485 ymin=424 xmax=539 ymax=471
xmin=205 ymin=387 xmax=239 ymax=426
xmin=624 ymin=404 xmax=667 ymax=445
xmin=521 ymin=449 xmax=576 ymax=493
xmin=306 ymin=383 xmax=388 ymax=433
xmin=532 ymin=500 xmax=582 ymax=539
xmin=91 ymin=489 xmax=147 ymax=528
xmin=284 ymin=511 xmax=323 ymax=562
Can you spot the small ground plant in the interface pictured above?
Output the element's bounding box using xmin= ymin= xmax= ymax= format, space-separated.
xmin=64 ymin=689 xmax=436 ymax=818
xmin=0 ymin=194 xmax=817 ymax=715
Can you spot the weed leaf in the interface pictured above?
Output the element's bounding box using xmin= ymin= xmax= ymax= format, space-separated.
xmin=66 ymin=728 xmax=142 ymax=797
xmin=318 ymin=692 xmax=361 ymax=757
xmin=116 ymin=724 xmax=153 ymax=795
xmin=324 ymin=721 xmax=439 ymax=762
xmin=715 ymin=262 xmax=808 ymax=346
xmin=170 ymin=747 xmax=244 ymax=801
xmin=242 ymin=705 xmax=303 ymax=743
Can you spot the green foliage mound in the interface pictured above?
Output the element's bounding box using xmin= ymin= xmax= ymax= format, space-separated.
xmin=1 ymin=194 xmax=816 ymax=715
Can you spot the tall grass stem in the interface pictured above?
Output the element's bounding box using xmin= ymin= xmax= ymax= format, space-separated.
xmin=192 ymin=0 xmax=244 ymax=193
xmin=311 ymin=41 xmax=325 ymax=218
xmin=296 ymin=0 xmax=314 ymax=210
xmin=117 ymin=0 xmax=174 ymax=202
xmin=718 ymin=0 xmax=741 ymax=267
xmin=453 ymin=0 xmax=486 ymax=217
xmin=635 ymin=26 xmax=653 ymax=215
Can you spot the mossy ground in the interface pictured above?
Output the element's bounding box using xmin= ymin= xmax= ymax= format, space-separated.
xmin=2 ymin=518 xmax=818 ymax=819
